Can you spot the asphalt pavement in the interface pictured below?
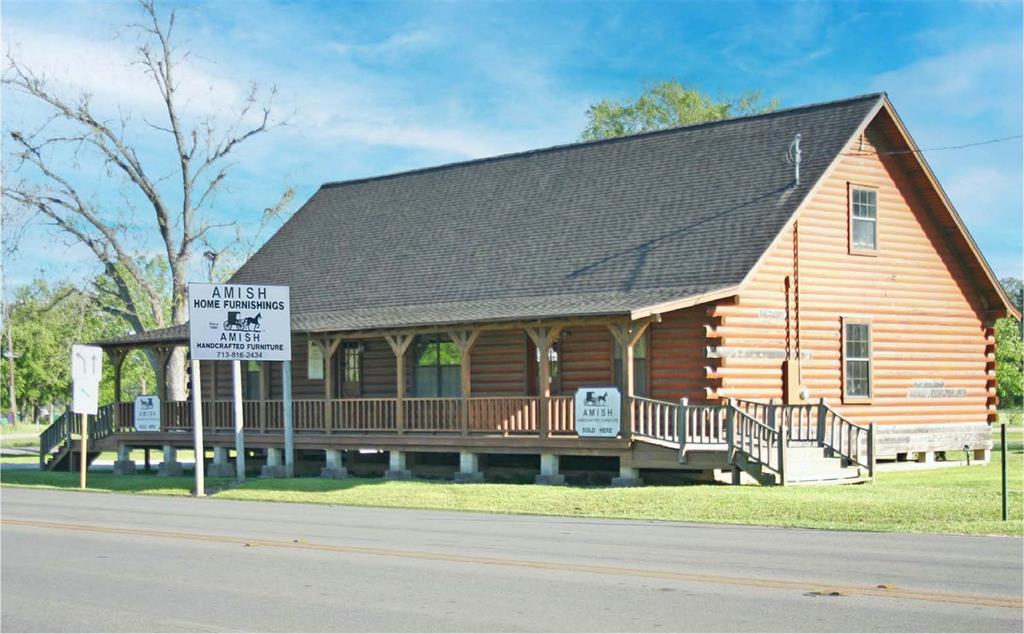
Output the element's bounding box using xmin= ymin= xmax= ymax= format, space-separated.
xmin=1 ymin=487 xmax=1021 ymax=632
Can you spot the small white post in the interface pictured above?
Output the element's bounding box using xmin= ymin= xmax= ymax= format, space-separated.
xmin=232 ymin=360 xmax=245 ymax=481
xmin=282 ymin=360 xmax=294 ymax=477
xmin=191 ymin=359 xmax=205 ymax=497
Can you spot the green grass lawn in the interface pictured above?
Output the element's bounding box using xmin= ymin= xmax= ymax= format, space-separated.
xmin=0 ymin=422 xmax=45 ymax=448
xmin=3 ymin=432 xmax=1020 ymax=537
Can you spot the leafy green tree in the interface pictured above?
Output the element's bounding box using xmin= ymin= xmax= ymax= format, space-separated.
xmin=995 ymin=317 xmax=1022 ymax=409
xmin=995 ymin=278 xmax=1023 ymax=411
xmin=581 ymin=81 xmax=779 ymax=141
xmin=1 ymin=279 xmax=155 ymax=424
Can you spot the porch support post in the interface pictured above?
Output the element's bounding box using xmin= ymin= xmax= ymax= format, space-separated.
xmin=454 ymin=450 xmax=484 ymax=483
xmin=385 ymin=334 xmax=415 ymax=434
xmin=611 ymin=461 xmax=643 ymax=487
xmin=157 ymin=444 xmax=183 ymax=477
xmin=108 ymin=349 xmax=126 ymax=430
xmin=608 ymin=318 xmax=653 ymax=439
xmin=535 ymin=453 xmax=565 ymax=485
xmin=525 ymin=326 xmax=562 ymax=439
xmin=208 ymin=446 xmax=234 ymax=477
xmin=316 ymin=336 xmax=343 ymax=431
xmin=151 ymin=346 xmax=173 ymax=402
xmin=112 ymin=443 xmax=135 ymax=475
xmin=449 ymin=329 xmax=481 ymax=436
xmin=385 ymin=449 xmax=411 ymax=480
xmin=321 ymin=449 xmax=348 ymax=479
xmin=261 ymin=447 xmax=286 ymax=478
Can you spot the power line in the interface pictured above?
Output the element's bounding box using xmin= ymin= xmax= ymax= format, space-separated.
xmin=843 ymin=134 xmax=1022 ymax=157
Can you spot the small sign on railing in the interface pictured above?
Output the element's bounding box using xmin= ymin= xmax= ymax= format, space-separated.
xmin=134 ymin=395 xmax=161 ymax=432
xmin=575 ymin=386 xmax=621 ymax=437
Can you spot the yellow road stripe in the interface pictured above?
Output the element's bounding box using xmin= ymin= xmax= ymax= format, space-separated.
xmin=4 ymin=517 xmax=1021 ymax=609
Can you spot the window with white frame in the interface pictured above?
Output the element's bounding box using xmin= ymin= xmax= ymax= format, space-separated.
xmin=843 ymin=321 xmax=871 ymax=399
xmin=850 ymin=187 xmax=878 ymax=251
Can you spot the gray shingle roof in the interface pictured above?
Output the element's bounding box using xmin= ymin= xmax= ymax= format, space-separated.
xmin=98 ymin=94 xmax=883 ymax=347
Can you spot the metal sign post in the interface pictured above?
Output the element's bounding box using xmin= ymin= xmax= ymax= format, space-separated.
xmin=191 ymin=359 xmax=205 ymax=497
xmin=188 ymin=283 xmax=291 ymax=487
xmin=232 ymin=360 xmax=245 ymax=481
xmin=70 ymin=344 xmax=102 ymax=489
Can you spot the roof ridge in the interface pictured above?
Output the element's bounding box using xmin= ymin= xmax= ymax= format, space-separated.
xmin=319 ymin=92 xmax=886 ymax=191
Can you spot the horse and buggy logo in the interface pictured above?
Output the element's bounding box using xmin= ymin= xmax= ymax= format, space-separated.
xmin=223 ymin=311 xmax=263 ymax=332
xmin=583 ymin=391 xmax=609 ymax=407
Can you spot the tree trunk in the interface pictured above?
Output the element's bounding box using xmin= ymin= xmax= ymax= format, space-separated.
xmin=165 ymin=348 xmax=187 ymax=401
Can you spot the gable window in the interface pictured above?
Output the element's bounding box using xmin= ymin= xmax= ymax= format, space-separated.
xmin=842 ymin=320 xmax=872 ymax=400
xmin=850 ymin=186 xmax=878 ymax=252
xmin=412 ymin=335 xmax=462 ymax=397
xmin=614 ymin=333 xmax=649 ymax=397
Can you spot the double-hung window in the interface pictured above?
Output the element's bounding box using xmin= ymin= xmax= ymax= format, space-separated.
xmin=412 ymin=335 xmax=462 ymax=397
xmin=842 ymin=320 xmax=872 ymax=400
xmin=850 ymin=186 xmax=878 ymax=252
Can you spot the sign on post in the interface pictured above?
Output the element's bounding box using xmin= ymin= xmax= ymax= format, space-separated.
xmin=134 ymin=395 xmax=161 ymax=431
xmin=71 ymin=344 xmax=102 ymax=415
xmin=188 ymin=283 xmax=291 ymax=361
xmin=574 ymin=386 xmax=621 ymax=437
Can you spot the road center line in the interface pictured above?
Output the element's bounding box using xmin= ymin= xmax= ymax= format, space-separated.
xmin=3 ymin=517 xmax=1020 ymax=610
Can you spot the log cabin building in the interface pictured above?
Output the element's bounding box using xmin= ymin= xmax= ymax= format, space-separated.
xmin=51 ymin=92 xmax=1018 ymax=486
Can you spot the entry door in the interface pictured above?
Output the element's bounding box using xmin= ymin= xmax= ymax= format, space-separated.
xmin=341 ymin=344 xmax=363 ymax=398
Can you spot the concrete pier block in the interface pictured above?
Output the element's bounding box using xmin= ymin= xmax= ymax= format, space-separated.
xmin=454 ymin=451 xmax=484 ymax=483
xmin=321 ymin=449 xmax=349 ymax=479
xmin=611 ymin=465 xmax=643 ymax=488
xmin=915 ymin=451 xmax=935 ymax=464
xmin=157 ymin=444 xmax=183 ymax=477
xmin=534 ymin=453 xmax=566 ymax=485
xmin=261 ymin=447 xmax=287 ymax=478
xmin=112 ymin=445 xmax=135 ymax=475
xmin=384 ymin=450 xmax=412 ymax=480
xmin=208 ymin=446 xmax=235 ymax=477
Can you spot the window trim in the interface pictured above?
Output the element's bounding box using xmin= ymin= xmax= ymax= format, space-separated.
xmin=848 ymin=183 xmax=879 ymax=256
xmin=841 ymin=316 xmax=873 ymax=403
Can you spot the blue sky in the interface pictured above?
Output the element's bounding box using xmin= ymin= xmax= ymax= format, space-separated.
xmin=2 ymin=0 xmax=1021 ymax=292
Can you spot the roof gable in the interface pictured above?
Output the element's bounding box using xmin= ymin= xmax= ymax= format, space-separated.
xmin=229 ymin=94 xmax=885 ymax=331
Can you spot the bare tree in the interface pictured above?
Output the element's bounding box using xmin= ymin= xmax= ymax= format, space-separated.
xmin=3 ymin=0 xmax=290 ymax=399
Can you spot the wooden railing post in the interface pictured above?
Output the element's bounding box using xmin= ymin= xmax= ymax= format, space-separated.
xmin=777 ymin=422 xmax=788 ymax=486
xmin=725 ymin=399 xmax=736 ymax=464
xmin=678 ymin=398 xmax=688 ymax=459
xmin=868 ymin=422 xmax=876 ymax=481
xmin=816 ymin=397 xmax=826 ymax=446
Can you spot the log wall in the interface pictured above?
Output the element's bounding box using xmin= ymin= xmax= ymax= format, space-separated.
xmin=711 ymin=112 xmax=996 ymax=428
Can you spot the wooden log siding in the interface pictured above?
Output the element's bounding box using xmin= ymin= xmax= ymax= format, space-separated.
xmin=649 ymin=306 xmax=716 ymax=404
xmin=712 ymin=113 xmax=994 ymax=427
xmin=470 ymin=330 xmax=528 ymax=395
xmin=560 ymin=326 xmax=614 ymax=393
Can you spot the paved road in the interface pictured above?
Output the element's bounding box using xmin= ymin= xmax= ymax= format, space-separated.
xmin=2 ymin=487 xmax=1021 ymax=632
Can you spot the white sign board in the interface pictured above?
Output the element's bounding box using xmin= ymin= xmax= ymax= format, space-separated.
xmin=307 ymin=340 xmax=324 ymax=380
xmin=72 ymin=381 xmax=99 ymax=416
xmin=71 ymin=344 xmax=103 ymax=385
xmin=574 ymin=386 xmax=621 ymax=437
xmin=188 ymin=283 xmax=291 ymax=361
xmin=71 ymin=344 xmax=103 ymax=415
xmin=134 ymin=395 xmax=161 ymax=431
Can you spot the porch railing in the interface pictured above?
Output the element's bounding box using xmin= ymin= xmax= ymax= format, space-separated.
xmin=548 ymin=396 xmax=575 ymax=435
xmin=404 ymin=398 xmax=461 ymax=432
xmin=468 ymin=397 xmax=537 ymax=434
xmin=631 ymin=396 xmax=678 ymax=443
